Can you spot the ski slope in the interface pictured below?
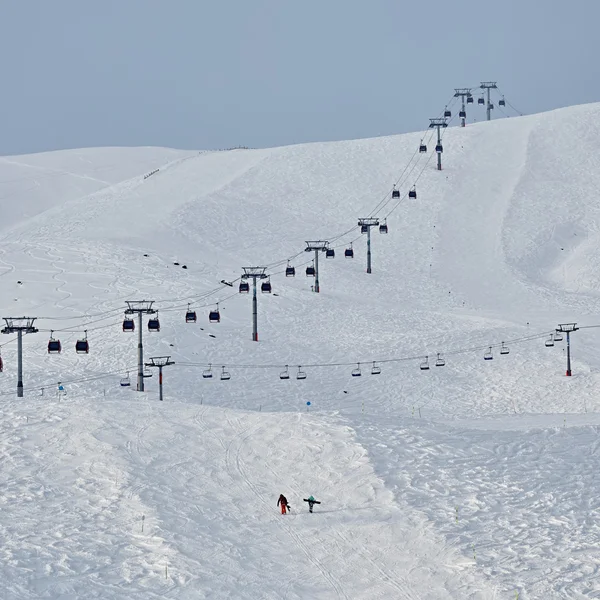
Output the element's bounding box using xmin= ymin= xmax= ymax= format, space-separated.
xmin=1 ymin=103 xmax=600 ymax=598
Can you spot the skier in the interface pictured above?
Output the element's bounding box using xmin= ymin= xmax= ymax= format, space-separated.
xmin=277 ymin=493 xmax=289 ymax=515
xmin=303 ymin=495 xmax=321 ymax=513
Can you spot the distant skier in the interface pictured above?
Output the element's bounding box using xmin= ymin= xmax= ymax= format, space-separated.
xmin=277 ymin=493 xmax=289 ymax=515
xmin=303 ymin=495 xmax=321 ymax=513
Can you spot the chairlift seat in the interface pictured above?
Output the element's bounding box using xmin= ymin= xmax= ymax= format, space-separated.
xmin=280 ymin=368 xmax=290 ymax=380
xmin=484 ymin=348 xmax=493 ymax=360
xmin=120 ymin=375 xmax=130 ymax=387
xmin=371 ymin=363 xmax=381 ymax=375
xmin=296 ymin=368 xmax=307 ymax=380
xmin=220 ymin=368 xmax=231 ymax=381
xmin=202 ymin=368 xmax=213 ymax=379
xmin=435 ymin=354 xmax=445 ymax=367
xmin=553 ymin=332 xmax=563 ymax=342
xmin=500 ymin=344 xmax=509 ymax=355
xmin=351 ymin=365 xmax=361 ymax=377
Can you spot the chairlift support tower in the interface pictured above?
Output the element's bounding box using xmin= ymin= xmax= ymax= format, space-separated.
xmin=454 ymin=88 xmax=472 ymax=127
xmin=124 ymin=301 xmax=156 ymax=392
xmin=144 ymin=356 xmax=175 ymax=401
xmin=1 ymin=317 xmax=38 ymax=397
xmin=357 ymin=219 xmax=379 ymax=273
xmin=480 ymin=82 xmax=498 ymax=121
xmin=556 ymin=323 xmax=578 ymax=376
xmin=241 ymin=267 xmax=268 ymax=341
xmin=304 ymin=241 xmax=329 ymax=292
xmin=429 ymin=118 xmax=448 ymax=171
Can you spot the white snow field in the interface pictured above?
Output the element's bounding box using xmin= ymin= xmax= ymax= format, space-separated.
xmin=1 ymin=103 xmax=600 ymax=598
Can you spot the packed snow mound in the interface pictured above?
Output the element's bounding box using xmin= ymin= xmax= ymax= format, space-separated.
xmin=0 ymin=102 xmax=600 ymax=598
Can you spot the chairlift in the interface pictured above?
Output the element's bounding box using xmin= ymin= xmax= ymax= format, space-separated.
xmin=351 ymin=363 xmax=362 ymax=377
xmin=435 ymin=144 xmax=443 ymax=153
xmin=296 ymin=366 xmax=307 ymax=380
xmin=371 ymin=361 xmax=381 ymax=375
xmin=420 ymin=356 xmax=430 ymax=371
xmin=75 ymin=331 xmax=89 ymax=354
xmin=379 ymin=220 xmax=388 ymax=234
xmin=553 ymin=331 xmax=563 ymax=342
xmin=361 ymin=224 xmax=369 ymax=234
xmin=148 ymin=314 xmax=160 ymax=332
xmin=186 ymin=304 xmax=197 ymax=323
xmin=467 ymin=96 xmax=474 ymax=104
xmin=345 ymin=244 xmax=354 ymax=258
xmin=280 ymin=365 xmax=290 ymax=380
xmin=408 ymin=186 xmax=417 ymax=199
xmin=123 ymin=318 xmax=135 ymax=332
xmin=500 ymin=342 xmax=509 ymax=355
xmin=392 ymin=185 xmax=400 ymax=199
xmin=306 ymin=264 xmax=316 ymax=277
xmin=202 ymin=364 xmax=213 ymax=379
xmin=499 ymin=98 xmax=506 ymax=107
xmin=286 ymin=263 xmax=296 ymax=277
xmin=239 ymin=280 xmax=250 ymax=293
xmin=459 ymin=110 xmax=466 ymax=119
xmin=435 ymin=353 xmax=445 ymax=367
xmin=209 ymin=304 xmax=221 ymax=322
xmin=261 ymin=279 xmax=272 ymax=293
xmin=444 ymin=108 xmax=451 ymax=118
xmin=220 ymin=366 xmax=231 ymax=381
xmin=545 ymin=334 xmax=555 ymax=348
xmin=48 ymin=331 xmax=61 ymax=354
xmin=143 ymin=368 xmax=153 ymax=378
xmin=325 ymin=248 xmax=335 ymax=259
xmin=419 ymin=142 xmax=428 ymax=153
xmin=484 ymin=347 xmax=493 ymax=360
xmin=120 ymin=373 xmax=131 ymax=387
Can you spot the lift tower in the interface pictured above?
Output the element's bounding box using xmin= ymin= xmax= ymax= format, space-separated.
xmin=556 ymin=323 xmax=579 ymax=376
xmin=145 ymin=356 xmax=175 ymax=401
xmin=454 ymin=88 xmax=472 ymax=127
xmin=124 ymin=301 xmax=156 ymax=392
xmin=357 ymin=218 xmax=379 ymax=273
xmin=480 ymin=82 xmax=498 ymax=121
xmin=1 ymin=317 xmax=38 ymax=397
xmin=241 ymin=267 xmax=268 ymax=341
xmin=429 ymin=118 xmax=448 ymax=171
xmin=304 ymin=241 xmax=329 ymax=293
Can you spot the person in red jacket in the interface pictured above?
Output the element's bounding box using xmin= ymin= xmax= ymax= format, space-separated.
xmin=277 ymin=494 xmax=289 ymax=514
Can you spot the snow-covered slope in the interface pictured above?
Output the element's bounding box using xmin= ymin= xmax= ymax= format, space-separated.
xmin=1 ymin=104 xmax=600 ymax=598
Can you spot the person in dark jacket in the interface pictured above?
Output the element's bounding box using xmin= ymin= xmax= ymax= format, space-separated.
xmin=303 ymin=495 xmax=321 ymax=513
xmin=277 ymin=494 xmax=289 ymax=514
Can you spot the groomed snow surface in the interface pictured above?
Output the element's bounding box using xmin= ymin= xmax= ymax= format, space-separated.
xmin=1 ymin=104 xmax=600 ymax=598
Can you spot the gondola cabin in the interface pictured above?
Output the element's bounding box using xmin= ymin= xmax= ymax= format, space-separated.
xmin=459 ymin=110 xmax=466 ymax=119
xmin=345 ymin=246 xmax=354 ymax=258
xmin=361 ymin=224 xmax=368 ymax=234
xmin=123 ymin=318 xmax=135 ymax=332
xmin=325 ymin=248 xmax=335 ymax=259
xmin=48 ymin=336 xmax=61 ymax=354
xmin=186 ymin=310 xmax=197 ymax=323
xmin=419 ymin=143 xmax=427 ymax=153
xmin=499 ymin=98 xmax=506 ymax=106
xmin=435 ymin=144 xmax=443 ymax=153
xmin=209 ymin=307 xmax=221 ymax=323
xmin=408 ymin=187 xmax=417 ymax=199
xmin=444 ymin=109 xmax=451 ymax=118
xmin=285 ymin=265 xmax=296 ymax=277
xmin=75 ymin=338 xmax=89 ymax=354
xmin=392 ymin=186 xmax=400 ymax=199
xmin=306 ymin=265 xmax=316 ymax=277
xmin=239 ymin=281 xmax=250 ymax=293
xmin=148 ymin=317 xmax=160 ymax=332
xmin=478 ymin=97 xmax=485 ymax=105
xmin=467 ymin=96 xmax=474 ymax=104
xmin=261 ymin=280 xmax=272 ymax=293
xmin=379 ymin=220 xmax=388 ymax=234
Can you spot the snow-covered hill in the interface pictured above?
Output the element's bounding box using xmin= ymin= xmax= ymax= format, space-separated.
xmin=1 ymin=104 xmax=600 ymax=598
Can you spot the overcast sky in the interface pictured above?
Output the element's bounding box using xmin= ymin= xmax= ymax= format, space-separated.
xmin=0 ymin=0 xmax=597 ymax=155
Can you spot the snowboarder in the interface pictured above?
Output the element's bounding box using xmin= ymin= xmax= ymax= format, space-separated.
xmin=277 ymin=493 xmax=289 ymax=515
xmin=303 ymin=495 xmax=321 ymax=513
